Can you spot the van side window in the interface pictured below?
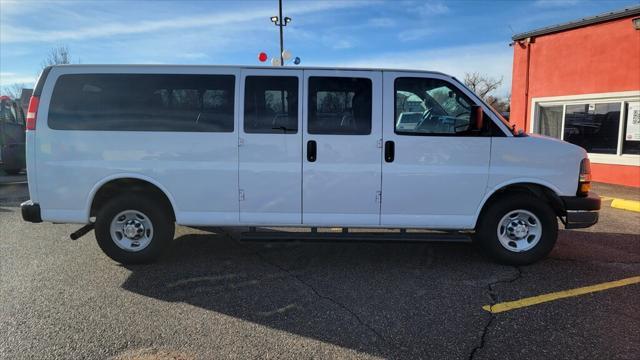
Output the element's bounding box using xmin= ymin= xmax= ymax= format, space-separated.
xmin=307 ymin=77 xmax=372 ymax=135
xmin=395 ymin=77 xmax=477 ymax=136
xmin=48 ymin=74 xmax=235 ymax=132
xmin=244 ymin=76 xmax=298 ymax=134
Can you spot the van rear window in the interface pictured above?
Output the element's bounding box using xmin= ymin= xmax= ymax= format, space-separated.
xmin=48 ymin=74 xmax=235 ymax=132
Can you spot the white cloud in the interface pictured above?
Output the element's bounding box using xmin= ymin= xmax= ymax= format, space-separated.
xmin=177 ymin=52 xmax=210 ymax=60
xmin=418 ymin=1 xmax=450 ymax=16
xmin=398 ymin=28 xmax=434 ymax=42
xmin=322 ymin=42 xmax=514 ymax=96
xmin=0 ymin=0 xmax=46 ymax=16
xmin=332 ymin=39 xmax=354 ymax=50
xmin=321 ymin=34 xmax=355 ymax=50
xmin=534 ymin=0 xmax=580 ymax=7
xmin=367 ymin=17 xmax=396 ymax=28
xmin=0 ymin=1 xmax=372 ymax=44
xmin=0 ymin=72 xmax=36 ymax=87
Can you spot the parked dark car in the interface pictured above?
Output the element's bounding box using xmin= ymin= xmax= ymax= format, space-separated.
xmin=0 ymin=95 xmax=26 ymax=174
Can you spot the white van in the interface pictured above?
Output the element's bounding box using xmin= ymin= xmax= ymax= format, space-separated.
xmin=21 ymin=65 xmax=600 ymax=265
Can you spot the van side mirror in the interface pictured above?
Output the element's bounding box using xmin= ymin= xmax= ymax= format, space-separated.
xmin=471 ymin=105 xmax=484 ymax=131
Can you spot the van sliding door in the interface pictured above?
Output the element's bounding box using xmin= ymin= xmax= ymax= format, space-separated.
xmin=302 ymin=70 xmax=383 ymax=226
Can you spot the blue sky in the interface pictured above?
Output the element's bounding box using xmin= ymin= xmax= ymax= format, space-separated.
xmin=0 ymin=0 xmax=636 ymax=96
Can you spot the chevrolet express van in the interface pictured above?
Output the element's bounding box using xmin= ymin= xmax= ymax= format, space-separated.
xmin=20 ymin=65 xmax=601 ymax=265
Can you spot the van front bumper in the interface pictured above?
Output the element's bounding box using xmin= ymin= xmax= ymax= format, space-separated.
xmin=21 ymin=200 xmax=42 ymax=223
xmin=560 ymin=193 xmax=600 ymax=229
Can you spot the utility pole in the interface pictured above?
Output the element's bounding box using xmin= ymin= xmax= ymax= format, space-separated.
xmin=278 ymin=0 xmax=284 ymax=66
xmin=270 ymin=0 xmax=291 ymax=66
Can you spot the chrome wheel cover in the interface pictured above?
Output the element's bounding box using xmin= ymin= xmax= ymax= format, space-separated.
xmin=109 ymin=210 xmax=153 ymax=252
xmin=497 ymin=209 xmax=542 ymax=252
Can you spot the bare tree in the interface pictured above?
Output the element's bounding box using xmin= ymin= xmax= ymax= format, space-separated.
xmin=463 ymin=72 xmax=503 ymax=100
xmin=493 ymin=92 xmax=511 ymax=114
xmin=1 ymin=83 xmax=27 ymax=100
xmin=2 ymin=46 xmax=75 ymax=100
xmin=464 ymin=72 xmax=510 ymax=113
xmin=485 ymin=95 xmax=510 ymax=114
xmin=42 ymin=45 xmax=72 ymax=69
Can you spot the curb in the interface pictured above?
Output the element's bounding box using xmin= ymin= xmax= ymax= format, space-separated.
xmin=601 ymin=196 xmax=640 ymax=213
xmin=610 ymin=198 xmax=640 ymax=213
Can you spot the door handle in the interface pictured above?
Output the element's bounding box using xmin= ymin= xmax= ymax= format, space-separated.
xmin=384 ymin=141 xmax=395 ymax=162
xmin=307 ymin=140 xmax=317 ymax=162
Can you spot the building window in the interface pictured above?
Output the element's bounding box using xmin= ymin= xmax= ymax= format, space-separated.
xmin=623 ymin=101 xmax=640 ymax=155
xmin=537 ymin=105 xmax=563 ymax=139
xmin=563 ymin=103 xmax=620 ymax=154
xmin=533 ymin=94 xmax=640 ymax=164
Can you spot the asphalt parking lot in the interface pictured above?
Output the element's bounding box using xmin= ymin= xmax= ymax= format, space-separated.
xmin=1 ymin=173 xmax=639 ymax=359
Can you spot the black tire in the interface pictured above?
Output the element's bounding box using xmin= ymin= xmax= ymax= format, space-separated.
xmin=475 ymin=194 xmax=558 ymax=265
xmin=3 ymin=168 xmax=21 ymax=175
xmin=95 ymin=193 xmax=174 ymax=264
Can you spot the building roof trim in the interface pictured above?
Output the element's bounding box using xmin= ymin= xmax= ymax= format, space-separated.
xmin=512 ymin=5 xmax=640 ymax=41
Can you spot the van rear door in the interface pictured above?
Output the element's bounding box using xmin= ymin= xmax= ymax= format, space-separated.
xmin=302 ymin=70 xmax=383 ymax=226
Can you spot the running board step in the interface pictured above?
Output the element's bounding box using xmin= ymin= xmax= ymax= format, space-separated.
xmin=239 ymin=231 xmax=471 ymax=243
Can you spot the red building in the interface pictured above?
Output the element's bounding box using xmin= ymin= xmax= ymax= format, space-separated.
xmin=510 ymin=5 xmax=640 ymax=187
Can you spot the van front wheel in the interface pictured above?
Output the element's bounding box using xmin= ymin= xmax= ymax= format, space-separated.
xmin=475 ymin=194 xmax=557 ymax=265
xmin=95 ymin=194 xmax=174 ymax=264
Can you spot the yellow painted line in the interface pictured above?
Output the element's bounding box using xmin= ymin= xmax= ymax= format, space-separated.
xmin=600 ymin=196 xmax=614 ymax=201
xmin=610 ymin=198 xmax=640 ymax=213
xmin=483 ymin=276 xmax=640 ymax=314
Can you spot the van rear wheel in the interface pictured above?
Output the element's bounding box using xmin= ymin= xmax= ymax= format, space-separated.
xmin=95 ymin=194 xmax=174 ymax=264
xmin=475 ymin=194 xmax=557 ymax=265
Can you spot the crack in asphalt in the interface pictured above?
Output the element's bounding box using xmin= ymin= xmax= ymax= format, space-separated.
xmin=223 ymin=231 xmax=393 ymax=354
xmin=466 ymin=254 xmax=640 ymax=359
xmin=250 ymin=248 xmax=388 ymax=343
xmin=468 ymin=266 xmax=523 ymax=360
